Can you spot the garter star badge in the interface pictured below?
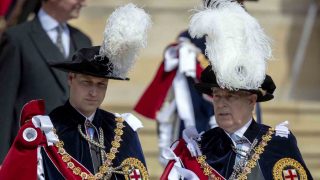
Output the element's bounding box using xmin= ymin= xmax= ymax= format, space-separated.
xmin=272 ymin=158 xmax=307 ymax=180
xmin=121 ymin=158 xmax=148 ymax=180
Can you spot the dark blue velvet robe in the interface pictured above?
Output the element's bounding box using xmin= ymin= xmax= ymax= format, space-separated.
xmin=200 ymin=120 xmax=313 ymax=179
xmin=41 ymin=101 xmax=147 ymax=179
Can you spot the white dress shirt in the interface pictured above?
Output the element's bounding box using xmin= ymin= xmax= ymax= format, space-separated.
xmin=38 ymin=8 xmax=70 ymax=57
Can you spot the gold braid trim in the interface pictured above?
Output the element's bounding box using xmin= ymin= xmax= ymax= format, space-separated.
xmin=196 ymin=128 xmax=275 ymax=180
xmin=54 ymin=117 xmax=125 ymax=180
xmin=196 ymin=155 xmax=223 ymax=180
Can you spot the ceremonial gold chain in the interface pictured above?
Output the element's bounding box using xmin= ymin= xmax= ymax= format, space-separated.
xmin=78 ymin=125 xmax=105 ymax=149
xmin=196 ymin=128 xmax=274 ymax=180
xmin=54 ymin=117 xmax=126 ymax=179
xmin=234 ymin=128 xmax=274 ymax=180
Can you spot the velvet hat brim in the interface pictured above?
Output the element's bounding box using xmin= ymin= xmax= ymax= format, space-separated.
xmin=50 ymin=46 xmax=129 ymax=80
xmin=195 ymin=65 xmax=276 ymax=102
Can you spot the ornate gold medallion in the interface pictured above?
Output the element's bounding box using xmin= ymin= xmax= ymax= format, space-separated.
xmin=121 ymin=158 xmax=149 ymax=180
xmin=272 ymin=158 xmax=308 ymax=180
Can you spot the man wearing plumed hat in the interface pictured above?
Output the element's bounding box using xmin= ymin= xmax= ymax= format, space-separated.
xmin=160 ymin=0 xmax=313 ymax=179
xmin=0 ymin=3 xmax=151 ymax=180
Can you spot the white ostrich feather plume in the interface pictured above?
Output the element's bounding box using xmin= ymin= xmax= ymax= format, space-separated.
xmin=100 ymin=3 xmax=152 ymax=79
xmin=189 ymin=0 xmax=272 ymax=90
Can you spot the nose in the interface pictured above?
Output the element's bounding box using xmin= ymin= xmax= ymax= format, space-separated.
xmin=89 ymin=86 xmax=97 ymax=96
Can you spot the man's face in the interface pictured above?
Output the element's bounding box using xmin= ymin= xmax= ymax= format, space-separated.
xmin=212 ymin=87 xmax=257 ymax=133
xmin=68 ymin=73 xmax=108 ymax=116
xmin=50 ymin=0 xmax=86 ymax=21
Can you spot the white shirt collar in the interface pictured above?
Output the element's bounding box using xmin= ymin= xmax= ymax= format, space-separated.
xmin=38 ymin=8 xmax=67 ymax=31
xmin=78 ymin=110 xmax=96 ymax=122
xmin=225 ymin=118 xmax=252 ymax=145
xmin=233 ymin=118 xmax=252 ymax=139
xmin=86 ymin=112 xmax=96 ymax=122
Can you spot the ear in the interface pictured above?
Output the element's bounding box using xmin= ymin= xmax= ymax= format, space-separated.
xmin=248 ymin=94 xmax=258 ymax=106
xmin=68 ymin=73 xmax=75 ymax=86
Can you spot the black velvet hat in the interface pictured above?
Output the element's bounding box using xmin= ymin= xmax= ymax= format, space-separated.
xmin=195 ymin=65 xmax=276 ymax=102
xmin=50 ymin=46 xmax=129 ymax=80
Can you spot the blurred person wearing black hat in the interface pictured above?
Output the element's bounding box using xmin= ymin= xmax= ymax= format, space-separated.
xmin=0 ymin=0 xmax=91 ymax=163
xmin=0 ymin=3 xmax=151 ymax=179
xmin=160 ymin=0 xmax=313 ymax=179
xmin=134 ymin=29 xmax=215 ymax=166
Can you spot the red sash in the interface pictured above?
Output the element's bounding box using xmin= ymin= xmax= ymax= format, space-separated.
xmin=160 ymin=139 xmax=225 ymax=180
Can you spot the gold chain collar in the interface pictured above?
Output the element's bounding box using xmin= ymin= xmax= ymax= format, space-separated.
xmin=78 ymin=125 xmax=105 ymax=149
xmin=54 ymin=117 xmax=129 ymax=179
xmin=196 ymin=127 xmax=275 ymax=180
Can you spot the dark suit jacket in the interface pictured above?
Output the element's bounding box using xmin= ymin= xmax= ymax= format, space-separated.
xmin=0 ymin=17 xmax=91 ymax=163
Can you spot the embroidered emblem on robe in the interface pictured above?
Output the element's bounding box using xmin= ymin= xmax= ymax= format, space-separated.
xmin=273 ymin=158 xmax=307 ymax=180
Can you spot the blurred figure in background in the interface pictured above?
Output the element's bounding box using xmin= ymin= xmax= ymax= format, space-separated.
xmin=0 ymin=0 xmax=41 ymax=38
xmin=134 ymin=30 xmax=215 ymax=166
xmin=0 ymin=0 xmax=91 ymax=163
xmin=0 ymin=0 xmax=12 ymax=37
